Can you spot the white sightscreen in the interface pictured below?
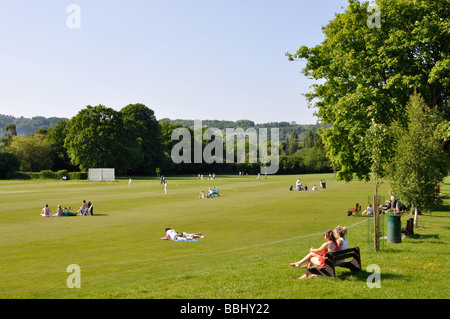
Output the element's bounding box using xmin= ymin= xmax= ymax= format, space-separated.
xmin=88 ymin=168 xmax=115 ymax=182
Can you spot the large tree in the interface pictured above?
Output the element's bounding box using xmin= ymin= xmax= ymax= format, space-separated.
xmin=64 ymin=105 xmax=136 ymax=174
xmin=120 ymin=104 xmax=163 ymax=175
xmin=287 ymin=0 xmax=450 ymax=181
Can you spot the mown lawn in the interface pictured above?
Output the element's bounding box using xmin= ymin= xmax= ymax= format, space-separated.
xmin=0 ymin=173 xmax=448 ymax=299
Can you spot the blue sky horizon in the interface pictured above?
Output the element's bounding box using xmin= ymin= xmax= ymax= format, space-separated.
xmin=0 ymin=0 xmax=349 ymax=124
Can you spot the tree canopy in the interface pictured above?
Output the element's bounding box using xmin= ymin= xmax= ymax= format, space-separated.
xmin=287 ymin=0 xmax=450 ymax=181
xmin=64 ymin=105 xmax=134 ymax=174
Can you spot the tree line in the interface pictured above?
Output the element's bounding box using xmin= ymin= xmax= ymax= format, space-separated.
xmin=0 ymin=104 xmax=332 ymax=178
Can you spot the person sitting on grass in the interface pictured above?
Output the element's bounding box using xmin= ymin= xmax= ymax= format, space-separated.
xmin=289 ymin=229 xmax=339 ymax=279
xmin=163 ymin=228 xmax=205 ymax=241
xmin=78 ymin=200 xmax=89 ymax=215
xmin=40 ymin=204 xmax=52 ymax=217
xmin=362 ymin=203 xmax=373 ymax=215
xmin=53 ymin=204 xmax=64 ymax=217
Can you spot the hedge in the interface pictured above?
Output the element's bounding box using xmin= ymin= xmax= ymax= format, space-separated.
xmin=7 ymin=170 xmax=87 ymax=180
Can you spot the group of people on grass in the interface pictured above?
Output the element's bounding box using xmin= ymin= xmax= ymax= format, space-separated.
xmin=198 ymin=173 xmax=216 ymax=180
xmin=358 ymin=197 xmax=412 ymax=217
xmin=290 ymin=226 xmax=348 ymax=279
xmin=199 ymin=186 xmax=220 ymax=199
xmin=40 ymin=200 xmax=93 ymax=217
xmin=290 ymin=178 xmax=326 ymax=192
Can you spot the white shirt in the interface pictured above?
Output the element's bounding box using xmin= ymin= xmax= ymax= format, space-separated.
xmin=166 ymin=229 xmax=177 ymax=240
xmin=339 ymin=237 xmax=349 ymax=250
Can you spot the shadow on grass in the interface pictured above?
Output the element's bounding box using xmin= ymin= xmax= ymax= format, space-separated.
xmin=335 ymin=270 xmax=410 ymax=282
xmin=405 ymin=233 xmax=445 ymax=244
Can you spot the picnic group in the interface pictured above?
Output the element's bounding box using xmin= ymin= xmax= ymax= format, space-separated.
xmin=289 ymin=178 xmax=326 ymax=191
xmin=40 ymin=200 xmax=93 ymax=217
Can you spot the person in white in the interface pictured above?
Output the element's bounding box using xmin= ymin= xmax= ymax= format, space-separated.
xmin=334 ymin=226 xmax=349 ymax=266
xmin=164 ymin=228 xmax=204 ymax=241
xmin=164 ymin=181 xmax=168 ymax=194
xmin=362 ymin=203 xmax=373 ymax=215
xmin=334 ymin=226 xmax=348 ymax=250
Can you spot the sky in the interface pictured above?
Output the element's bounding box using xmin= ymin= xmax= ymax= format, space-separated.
xmin=0 ymin=0 xmax=349 ymax=124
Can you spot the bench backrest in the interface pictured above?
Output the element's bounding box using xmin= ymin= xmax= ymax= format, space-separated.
xmin=326 ymin=247 xmax=360 ymax=262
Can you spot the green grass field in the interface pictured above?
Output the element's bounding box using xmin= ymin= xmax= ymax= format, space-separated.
xmin=0 ymin=173 xmax=449 ymax=299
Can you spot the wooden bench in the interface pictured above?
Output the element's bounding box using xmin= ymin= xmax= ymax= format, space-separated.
xmin=305 ymin=246 xmax=361 ymax=278
xmin=401 ymin=218 xmax=414 ymax=238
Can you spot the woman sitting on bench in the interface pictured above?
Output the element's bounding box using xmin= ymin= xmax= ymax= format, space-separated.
xmin=289 ymin=229 xmax=339 ymax=279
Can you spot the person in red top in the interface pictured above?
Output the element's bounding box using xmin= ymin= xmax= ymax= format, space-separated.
xmin=290 ymin=229 xmax=339 ymax=279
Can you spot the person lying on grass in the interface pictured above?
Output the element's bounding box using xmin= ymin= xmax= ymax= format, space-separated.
xmin=163 ymin=228 xmax=205 ymax=241
xmin=289 ymin=229 xmax=339 ymax=279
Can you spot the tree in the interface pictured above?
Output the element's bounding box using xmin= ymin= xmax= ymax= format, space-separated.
xmin=388 ymin=93 xmax=448 ymax=225
xmin=286 ymin=0 xmax=450 ymax=182
xmin=288 ymin=131 xmax=299 ymax=155
xmin=0 ymin=152 xmax=20 ymax=178
xmin=303 ymin=136 xmax=333 ymax=173
xmin=64 ymin=105 xmax=135 ymax=174
xmin=304 ymin=130 xmax=319 ymax=149
xmin=45 ymin=120 xmax=76 ymax=171
xmin=120 ymin=104 xmax=163 ymax=175
xmin=1 ymin=123 xmax=17 ymax=148
xmin=6 ymin=134 xmax=53 ymax=171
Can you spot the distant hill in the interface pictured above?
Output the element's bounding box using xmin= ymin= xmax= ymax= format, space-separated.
xmin=0 ymin=114 xmax=68 ymax=136
xmin=159 ymin=118 xmax=325 ymax=142
xmin=0 ymin=114 xmax=324 ymax=143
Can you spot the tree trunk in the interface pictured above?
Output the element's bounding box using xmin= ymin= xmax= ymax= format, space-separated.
xmin=414 ymin=207 xmax=419 ymax=226
xmin=374 ymin=175 xmax=380 ymax=251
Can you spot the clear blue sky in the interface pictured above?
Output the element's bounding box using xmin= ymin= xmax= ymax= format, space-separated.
xmin=0 ymin=0 xmax=348 ymax=124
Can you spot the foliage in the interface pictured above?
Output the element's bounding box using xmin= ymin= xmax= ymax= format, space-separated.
xmin=39 ymin=170 xmax=55 ymax=179
xmin=120 ymin=104 xmax=163 ymax=175
xmin=0 ymin=152 xmax=20 ymax=178
xmin=6 ymin=134 xmax=53 ymax=172
xmin=0 ymin=123 xmax=17 ymax=148
xmin=1 ymin=114 xmax=332 ymax=176
xmin=64 ymin=105 xmax=135 ymax=174
xmin=388 ymin=93 xmax=448 ymax=218
xmin=288 ymin=131 xmax=299 ymax=155
xmin=287 ymin=0 xmax=450 ymax=182
xmin=45 ymin=120 xmax=75 ymax=171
